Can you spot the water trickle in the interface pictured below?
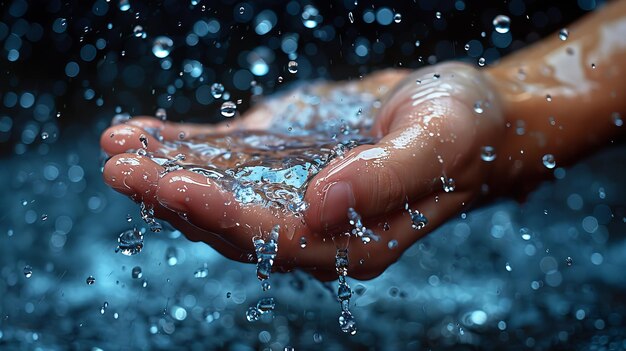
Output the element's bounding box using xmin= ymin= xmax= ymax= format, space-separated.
xmin=220 ymin=101 xmax=237 ymax=118
xmin=347 ymin=208 xmax=380 ymax=243
xmin=480 ymin=146 xmax=496 ymax=162
xmin=335 ymin=247 xmax=357 ymax=335
xmin=152 ymin=36 xmax=174 ymax=58
xmin=254 ymin=225 xmax=280 ymax=282
xmin=115 ymin=228 xmax=144 ymax=256
xmin=492 ymin=15 xmax=511 ymax=34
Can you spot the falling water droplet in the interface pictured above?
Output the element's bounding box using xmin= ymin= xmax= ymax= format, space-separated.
xmin=256 ymin=297 xmax=275 ymax=312
xmin=435 ymin=11 xmax=442 ymax=19
xmin=41 ymin=132 xmax=49 ymax=140
xmin=565 ymin=256 xmax=573 ymax=266
xmin=155 ymin=108 xmax=167 ymax=121
xmin=220 ymin=101 xmax=237 ymax=118
xmin=480 ymin=146 xmax=496 ymax=162
xmin=194 ymin=264 xmax=209 ymax=278
xmin=165 ymin=247 xmax=178 ymax=266
xmin=441 ymin=176 xmax=456 ymax=192
xmin=86 ymin=276 xmax=96 ymax=285
xmin=492 ymin=15 xmax=511 ymax=34
xmin=520 ymin=227 xmax=532 ymax=240
xmin=152 ymin=36 xmax=173 ymax=58
xmin=41 ymin=214 xmax=48 ymax=221
xmin=505 ymin=262 xmax=512 ymax=272
xmin=210 ymin=83 xmax=224 ymax=98
xmin=387 ymin=239 xmax=398 ymax=249
xmin=542 ymin=154 xmax=556 ymax=169
xmin=246 ymin=306 xmax=260 ymax=322
xmin=415 ymin=40 xmax=420 ymax=47
xmin=132 ymin=25 xmax=145 ymax=38
xmin=348 ymin=12 xmax=354 ymax=23
xmin=119 ymin=0 xmax=130 ymax=11
xmin=393 ymin=13 xmax=402 ymax=23
xmin=299 ymin=236 xmax=307 ymax=249
xmin=24 ymin=265 xmax=33 ymax=278
xmin=262 ymin=281 xmax=271 ymax=291
xmin=473 ymin=100 xmax=484 ymax=114
xmin=339 ymin=310 xmax=358 ymax=335
xmin=612 ymin=112 xmax=623 ymax=127
xmin=478 ymin=57 xmax=486 ymax=67
xmin=115 ymin=228 xmax=144 ymax=256
xmin=559 ymin=28 xmax=569 ymax=41
xmin=301 ymin=5 xmax=322 ymax=29
xmin=287 ymin=61 xmax=298 ymax=74
xmin=100 ymin=301 xmax=108 ymax=314
xmin=238 ymin=6 xmax=244 ymax=14
xmin=131 ymin=266 xmax=142 ymax=279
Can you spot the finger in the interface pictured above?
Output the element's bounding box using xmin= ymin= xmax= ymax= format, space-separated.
xmin=100 ymin=124 xmax=169 ymax=157
xmin=125 ymin=116 xmax=241 ymax=141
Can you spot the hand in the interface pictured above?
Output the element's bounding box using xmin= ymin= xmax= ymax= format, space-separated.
xmin=101 ymin=62 xmax=504 ymax=280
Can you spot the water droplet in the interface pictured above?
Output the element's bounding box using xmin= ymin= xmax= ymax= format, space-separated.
xmin=542 ymin=154 xmax=556 ymax=169
xmin=492 ymin=15 xmax=511 ymax=34
xmin=165 ymin=247 xmax=178 ymax=266
xmin=254 ymin=225 xmax=280 ymax=282
xmin=520 ymin=227 xmax=532 ymax=241
xmin=383 ymin=222 xmax=390 ymax=231
xmin=565 ymin=256 xmax=573 ymax=266
xmin=41 ymin=132 xmax=49 ymax=140
xmin=480 ymin=146 xmax=496 ymax=162
xmin=299 ymin=236 xmax=307 ymax=249
xmin=441 ymin=176 xmax=456 ymax=192
xmin=339 ymin=310 xmax=357 ymax=335
xmin=220 ymin=101 xmax=237 ymax=118
xmin=194 ymin=264 xmax=209 ymax=278
xmin=226 ymin=292 xmax=232 ymax=298
xmin=347 ymin=208 xmax=380 ymax=243
xmin=262 ymin=281 xmax=271 ymax=291
xmin=464 ymin=43 xmax=470 ymax=51
xmin=505 ymin=262 xmax=512 ymax=272
xmin=348 ymin=12 xmax=354 ymax=23
xmin=256 ymin=297 xmax=276 ymax=312
xmin=478 ymin=57 xmax=486 ymax=67
xmin=287 ymin=61 xmax=298 ymax=74
xmin=24 ymin=265 xmax=33 ymax=278
xmin=301 ymin=5 xmax=322 ymax=29
xmin=238 ymin=6 xmax=244 ymax=14
xmin=178 ymin=131 xmax=186 ymax=139
xmin=546 ymin=94 xmax=552 ymax=102
xmin=394 ymin=13 xmax=402 ymax=23
xmin=131 ymin=266 xmax=142 ymax=279
xmin=139 ymin=134 xmax=148 ymax=149
xmin=415 ymin=40 xmax=420 ymax=47
xmin=115 ymin=228 xmax=144 ymax=256
xmin=86 ymin=276 xmax=96 ymax=285
xmin=152 ymin=36 xmax=173 ymax=58
xmin=387 ymin=239 xmax=398 ymax=249
xmin=473 ymin=100 xmax=484 ymax=114
xmin=119 ymin=0 xmax=130 ymax=11
xmin=100 ymin=301 xmax=108 ymax=314
xmin=41 ymin=214 xmax=48 ymax=221
xmin=133 ymin=25 xmax=145 ymax=38
xmin=435 ymin=11 xmax=442 ymax=19
xmin=210 ymin=83 xmax=224 ymax=99
xmin=155 ymin=108 xmax=167 ymax=121
xmin=559 ymin=28 xmax=569 ymax=41
xmin=246 ymin=306 xmax=260 ymax=322
xmin=612 ymin=112 xmax=623 ymax=127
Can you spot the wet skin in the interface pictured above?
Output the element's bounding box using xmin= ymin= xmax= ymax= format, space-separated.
xmin=101 ymin=1 xmax=626 ymax=281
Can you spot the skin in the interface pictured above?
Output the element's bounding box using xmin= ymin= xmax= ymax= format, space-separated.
xmin=101 ymin=1 xmax=626 ymax=281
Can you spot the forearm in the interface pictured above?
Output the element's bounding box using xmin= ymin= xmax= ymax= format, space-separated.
xmin=485 ymin=0 xmax=626 ymax=196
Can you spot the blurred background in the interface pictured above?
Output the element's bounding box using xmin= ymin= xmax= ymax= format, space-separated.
xmin=2 ymin=0 xmax=626 ymax=350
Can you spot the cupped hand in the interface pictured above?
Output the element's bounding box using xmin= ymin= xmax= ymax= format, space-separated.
xmin=100 ymin=62 xmax=504 ymax=280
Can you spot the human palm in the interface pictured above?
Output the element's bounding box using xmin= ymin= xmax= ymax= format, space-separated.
xmin=101 ymin=62 xmax=504 ymax=280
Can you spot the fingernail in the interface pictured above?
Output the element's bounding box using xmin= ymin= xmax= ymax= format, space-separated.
xmin=320 ymin=181 xmax=355 ymax=227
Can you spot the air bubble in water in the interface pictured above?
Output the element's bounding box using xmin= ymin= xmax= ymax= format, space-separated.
xmin=441 ymin=176 xmax=456 ymax=192
xmin=542 ymin=154 xmax=556 ymax=169
xmin=211 ymin=83 xmax=224 ymax=98
xmin=24 ymin=265 xmax=33 ymax=278
xmin=559 ymin=28 xmax=569 ymax=41
xmin=480 ymin=146 xmax=496 ymax=162
xmin=492 ymin=15 xmax=511 ymax=34
xmin=220 ymin=101 xmax=237 ymax=118
xmin=86 ymin=276 xmax=96 ymax=285
xmin=287 ymin=61 xmax=298 ymax=74
xmin=131 ymin=266 xmax=142 ymax=279
xmin=152 ymin=36 xmax=173 ymax=58
xmin=301 ymin=5 xmax=322 ymax=29
xmin=394 ymin=13 xmax=402 ymax=23
xmin=115 ymin=228 xmax=144 ymax=256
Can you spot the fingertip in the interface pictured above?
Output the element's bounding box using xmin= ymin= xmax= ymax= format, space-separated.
xmin=100 ymin=124 xmax=164 ymax=156
xmin=103 ymin=153 xmax=162 ymax=200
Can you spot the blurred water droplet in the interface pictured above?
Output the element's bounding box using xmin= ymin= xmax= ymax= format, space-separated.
xmin=546 ymin=94 xmax=552 ymax=102
xmin=415 ymin=40 xmax=420 ymax=47
xmin=473 ymin=100 xmax=484 ymax=114
xmin=492 ymin=15 xmax=511 ymax=34
xmin=194 ymin=264 xmax=209 ymax=278
xmin=100 ymin=301 xmax=108 ymax=314
xmin=152 ymin=36 xmax=173 ymax=58
xmin=348 ymin=12 xmax=354 ymax=23
xmin=41 ymin=132 xmax=49 ymax=140
xmin=287 ymin=61 xmax=298 ymax=74
xmin=211 ymin=83 xmax=224 ymax=98
xmin=612 ymin=112 xmax=623 ymax=127
xmin=131 ymin=266 xmax=142 ymax=279
xmin=119 ymin=0 xmax=130 ymax=11
xmin=165 ymin=247 xmax=178 ymax=266
xmin=220 ymin=101 xmax=237 ymax=118
xmin=41 ymin=214 xmax=48 ymax=221
xmin=393 ymin=13 xmax=402 ymax=23
xmin=226 ymin=292 xmax=231 ymax=298
xmin=435 ymin=11 xmax=442 ymax=19
xmin=86 ymin=276 xmax=96 ymax=285
xmin=155 ymin=108 xmax=167 ymax=121
xmin=301 ymin=5 xmax=322 ymax=29
xmin=559 ymin=28 xmax=569 ymax=41
xmin=566 ymin=256 xmax=573 ymax=266
xmin=24 ymin=265 xmax=33 ymax=278
xmin=505 ymin=262 xmax=512 ymax=272
xmin=132 ymin=25 xmax=146 ymax=38
xmin=478 ymin=57 xmax=486 ymax=67
xmin=116 ymin=228 xmax=144 ymax=256
xmin=542 ymin=154 xmax=556 ymax=169
xmin=238 ymin=6 xmax=244 ymax=14
xmin=520 ymin=227 xmax=532 ymax=240
xmin=387 ymin=239 xmax=398 ymax=249
xmin=481 ymin=146 xmax=496 ymax=162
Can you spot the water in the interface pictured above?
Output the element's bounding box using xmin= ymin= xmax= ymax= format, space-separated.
xmin=115 ymin=228 xmax=144 ymax=256
xmin=542 ymin=154 xmax=557 ymax=169
xmin=481 ymin=146 xmax=497 ymax=162
xmin=210 ymin=83 xmax=225 ymax=99
xmin=152 ymin=36 xmax=174 ymax=58
xmin=348 ymin=208 xmax=381 ymax=243
xmin=493 ymin=15 xmax=511 ymax=34
xmin=219 ymin=101 xmax=237 ymax=117
xmin=559 ymin=28 xmax=569 ymax=41
xmin=406 ymin=204 xmax=428 ymax=230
